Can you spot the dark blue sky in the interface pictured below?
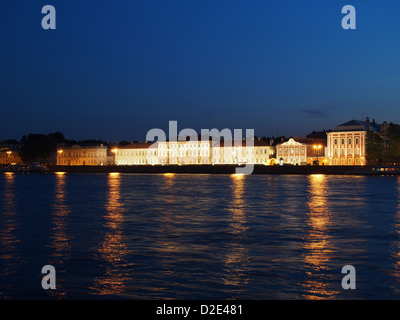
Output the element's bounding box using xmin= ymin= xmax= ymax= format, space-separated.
xmin=1 ymin=0 xmax=400 ymax=142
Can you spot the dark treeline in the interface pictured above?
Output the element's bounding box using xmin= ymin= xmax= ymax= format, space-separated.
xmin=366 ymin=123 xmax=400 ymax=165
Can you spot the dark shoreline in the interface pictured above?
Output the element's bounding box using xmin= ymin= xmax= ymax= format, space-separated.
xmin=37 ymin=164 xmax=399 ymax=176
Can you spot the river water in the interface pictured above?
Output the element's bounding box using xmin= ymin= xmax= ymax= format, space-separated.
xmin=1 ymin=172 xmax=399 ymax=299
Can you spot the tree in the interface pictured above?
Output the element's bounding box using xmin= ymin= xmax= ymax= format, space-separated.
xmin=20 ymin=132 xmax=66 ymax=164
xmin=366 ymin=131 xmax=383 ymax=165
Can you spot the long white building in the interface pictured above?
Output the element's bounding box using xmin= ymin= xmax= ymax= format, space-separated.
xmin=114 ymin=138 xmax=275 ymax=165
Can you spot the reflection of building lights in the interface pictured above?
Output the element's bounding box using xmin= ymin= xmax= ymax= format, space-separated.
xmin=55 ymin=172 xmax=66 ymax=175
xmin=311 ymin=174 xmax=324 ymax=178
xmin=109 ymin=172 xmax=120 ymax=177
xmin=232 ymin=173 xmax=245 ymax=179
xmin=164 ymin=173 xmax=175 ymax=177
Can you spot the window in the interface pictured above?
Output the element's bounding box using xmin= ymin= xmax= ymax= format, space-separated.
xmin=348 ymin=139 xmax=352 ymax=145
xmin=334 ymin=139 xmax=338 ymax=145
xmin=348 ymin=158 xmax=352 ymax=165
xmin=355 ymin=138 xmax=359 ymax=145
xmin=341 ymin=139 xmax=345 ymax=145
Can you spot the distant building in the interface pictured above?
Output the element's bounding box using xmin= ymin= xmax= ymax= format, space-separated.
xmin=57 ymin=144 xmax=108 ymax=166
xmin=326 ymin=118 xmax=380 ymax=166
xmin=158 ymin=138 xmax=212 ymax=165
xmin=276 ymin=137 xmax=327 ymax=165
xmin=113 ymin=137 xmax=275 ymax=166
xmin=0 ymin=148 xmax=22 ymax=165
xmin=276 ymin=138 xmax=308 ymax=165
xmin=212 ymin=138 xmax=275 ymax=165
xmin=114 ymin=142 xmax=158 ymax=165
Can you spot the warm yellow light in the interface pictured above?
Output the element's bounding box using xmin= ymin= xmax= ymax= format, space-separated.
xmin=58 ymin=150 xmax=63 ymax=153
xmin=6 ymin=151 xmax=12 ymax=154
xmin=55 ymin=172 xmax=66 ymax=175
xmin=111 ymin=148 xmax=118 ymax=153
xmin=232 ymin=173 xmax=245 ymax=179
xmin=163 ymin=173 xmax=175 ymax=177
xmin=311 ymin=174 xmax=324 ymax=178
xmin=109 ymin=172 xmax=120 ymax=176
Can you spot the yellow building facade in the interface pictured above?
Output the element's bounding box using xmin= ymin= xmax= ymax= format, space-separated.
xmin=114 ymin=142 xmax=158 ymax=165
xmin=0 ymin=149 xmax=22 ymax=165
xmin=57 ymin=145 xmax=108 ymax=166
xmin=212 ymin=139 xmax=275 ymax=165
xmin=326 ymin=120 xmax=379 ymax=166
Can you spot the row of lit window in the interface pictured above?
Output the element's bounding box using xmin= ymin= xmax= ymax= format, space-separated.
xmin=334 ymin=138 xmax=360 ymax=145
xmin=333 ymin=148 xmax=360 ymax=156
xmin=333 ymin=158 xmax=361 ymax=165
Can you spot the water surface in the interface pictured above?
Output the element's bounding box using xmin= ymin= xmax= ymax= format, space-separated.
xmin=0 ymin=172 xmax=399 ymax=299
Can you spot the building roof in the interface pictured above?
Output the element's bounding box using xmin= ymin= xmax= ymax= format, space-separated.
xmin=333 ymin=119 xmax=380 ymax=132
xmin=212 ymin=139 xmax=271 ymax=148
xmin=119 ymin=142 xmax=155 ymax=149
xmin=59 ymin=144 xmax=107 ymax=150
xmin=277 ymin=138 xmax=305 ymax=146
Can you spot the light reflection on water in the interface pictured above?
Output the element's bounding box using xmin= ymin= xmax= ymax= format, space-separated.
xmin=0 ymin=173 xmax=19 ymax=299
xmin=47 ymin=172 xmax=71 ymax=298
xmin=302 ymin=174 xmax=338 ymax=300
xmin=222 ymin=174 xmax=249 ymax=289
xmin=1 ymin=173 xmax=400 ymax=299
xmin=91 ymin=172 xmax=133 ymax=296
xmin=390 ymin=177 xmax=400 ymax=294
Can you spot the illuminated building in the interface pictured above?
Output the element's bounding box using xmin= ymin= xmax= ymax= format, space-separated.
xmin=57 ymin=144 xmax=108 ymax=166
xmin=326 ymin=118 xmax=379 ymax=166
xmin=114 ymin=142 xmax=158 ymax=165
xmin=276 ymin=138 xmax=308 ymax=165
xmin=157 ymin=139 xmax=212 ymax=165
xmin=0 ymin=149 xmax=22 ymax=165
xmin=212 ymin=138 xmax=275 ymax=165
xmin=115 ymin=138 xmax=275 ymax=166
xmin=276 ymin=138 xmax=327 ymax=165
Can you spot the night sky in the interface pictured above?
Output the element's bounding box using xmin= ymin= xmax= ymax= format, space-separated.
xmin=1 ymin=0 xmax=400 ymax=142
